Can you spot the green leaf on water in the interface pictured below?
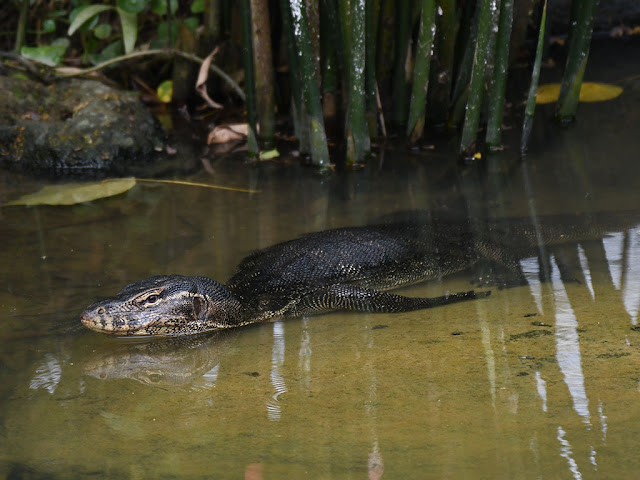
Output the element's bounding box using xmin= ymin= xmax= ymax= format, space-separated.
xmin=4 ymin=178 xmax=136 ymax=206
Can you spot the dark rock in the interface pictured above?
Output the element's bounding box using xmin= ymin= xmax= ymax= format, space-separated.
xmin=0 ymin=76 xmax=164 ymax=175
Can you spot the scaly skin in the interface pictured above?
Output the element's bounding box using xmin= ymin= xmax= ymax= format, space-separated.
xmin=81 ymin=211 xmax=632 ymax=336
xmin=81 ymin=221 xmax=488 ymax=336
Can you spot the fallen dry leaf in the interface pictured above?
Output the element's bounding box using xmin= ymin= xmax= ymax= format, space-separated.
xmin=4 ymin=178 xmax=136 ymax=206
xmin=207 ymin=123 xmax=249 ymax=144
xmin=536 ymin=82 xmax=623 ymax=104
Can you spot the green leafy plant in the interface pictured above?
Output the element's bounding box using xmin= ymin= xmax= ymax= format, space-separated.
xmin=67 ymin=3 xmax=138 ymax=55
xmin=20 ymin=38 xmax=70 ymax=67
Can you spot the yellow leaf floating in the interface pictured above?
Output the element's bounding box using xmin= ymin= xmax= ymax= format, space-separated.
xmin=157 ymin=80 xmax=173 ymax=103
xmin=4 ymin=178 xmax=136 ymax=206
xmin=536 ymin=82 xmax=623 ymax=104
xmin=259 ymin=149 xmax=280 ymax=160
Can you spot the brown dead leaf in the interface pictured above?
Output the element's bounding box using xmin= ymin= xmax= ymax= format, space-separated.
xmin=207 ymin=123 xmax=249 ymax=144
xmin=196 ymin=47 xmax=223 ymax=109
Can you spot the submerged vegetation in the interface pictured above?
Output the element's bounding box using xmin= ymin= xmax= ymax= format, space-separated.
xmin=1 ymin=0 xmax=619 ymax=169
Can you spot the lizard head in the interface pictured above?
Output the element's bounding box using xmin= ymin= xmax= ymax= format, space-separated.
xmin=80 ymin=275 xmax=241 ymax=336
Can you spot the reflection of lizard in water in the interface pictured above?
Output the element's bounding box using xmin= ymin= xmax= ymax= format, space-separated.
xmin=80 ymin=212 xmax=623 ymax=336
xmin=84 ymin=331 xmax=236 ymax=386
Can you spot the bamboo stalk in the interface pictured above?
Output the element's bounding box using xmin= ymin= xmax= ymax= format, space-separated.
xmin=459 ymin=0 xmax=499 ymax=156
xmin=448 ymin=1 xmax=480 ymax=130
xmin=290 ymin=0 xmax=331 ymax=168
xmin=251 ymin=0 xmax=276 ymax=146
xmin=451 ymin=0 xmax=478 ymax=106
xmin=521 ymin=0 xmax=547 ymax=154
xmin=14 ymin=0 xmax=28 ymax=52
xmin=341 ymin=0 xmax=369 ymax=165
xmin=364 ymin=0 xmax=380 ymax=140
xmin=320 ymin=0 xmax=340 ymax=139
xmin=279 ymin=0 xmax=309 ymax=153
xmin=241 ymin=0 xmax=259 ymax=155
xmin=407 ymin=0 xmax=437 ymax=144
xmin=203 ymin=0 xmax=222 ymax=45
xmin=391 ymin=0 xmax=411 ymax=127
xmin=485 ymin=0 xmax=514 ymax=148
xmin=555 ymin=0 xmax=599 ymax=124
xmin=376 ymin=0 xmax=395 ymax=98
xmin=428 ymin=0 xmax=457 ymax=127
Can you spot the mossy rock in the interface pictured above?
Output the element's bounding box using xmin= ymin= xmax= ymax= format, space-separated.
xmin=0 ymin=76 xmax=164 ymax=175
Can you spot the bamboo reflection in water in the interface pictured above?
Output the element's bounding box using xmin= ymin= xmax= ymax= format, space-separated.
xmin=267 ymin=321 xmax=288 ymax=421
xmin=602 ymin=227 xmax=640 ymax=324
xmin=535 ymin=371 xmax=547 ymax=412
xmin=365 ymin=318 xmax=384 ymax=480
xmin=550 ymin=258 xmax=590 ymax=426
xmin=478 ymin=303 xmax=497 ymax=409
xmin=557 ymin=426 xmax=582 ymax=480
xmin=198 ymin=364 xmax=219 ymax=391
xmin=298 ymin=317 xmax=312 ymax=390
xmin=514 ymin=221 xmax=640 ymax=478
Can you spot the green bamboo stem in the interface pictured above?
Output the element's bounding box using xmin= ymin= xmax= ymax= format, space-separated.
xmin=448 ymin=0 xmax=480 ymax=130
xmin=339 ymin=0 xmax=353 ymax=69
xmin=428 ymin=0 xmax=457 ymax=127
xmin=407 ymin=0 xmax=437 ymax=144
xmin=250 ymin=0 xmax=276 ymax=146
xmin=340 ymin=0 xmax=369 ymax=165
xmin=555 ymin=0 xmax=599 ymax=124
xmin=241 ymin=0 xmax=259 ymax=155
xmin=203 ymin=0 xmax=222 ymax=45
xmin=14 ymin=0 xmax=28 ymax=53
xmin=376 ymin=0 xmax=395 ymax=95
xmin=279 ymin=0 xmax=309 ymax=153
xmin=171 ymin=23 xmax=198 ymax=104
xmin=521 ymin=0 xmax=547 ymax=154
xmin=451 ymin=0 xmax=478 ymax=105
xmin=320 ymin=0 xmax=339 ymax=139
xmin=364 ymin=0 xmax=380 ymax=140
xmin=290 ymin=0 xmax=331 ymax=168
xmin=485 ymin=0 xmax=514 ymax=148
xmin=459 ymin=0 xmax=500 ymax=156
xmin=306 ymin=0 xmax=322 ymax=78
xmin=391 ymin=0 xmax=411 ymax=127
xmin=483 ymin=0 xmax=503 ymax=87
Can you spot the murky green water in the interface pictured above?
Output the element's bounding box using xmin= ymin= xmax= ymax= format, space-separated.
xmin=2 ymin=43 xmax=640 ymax=479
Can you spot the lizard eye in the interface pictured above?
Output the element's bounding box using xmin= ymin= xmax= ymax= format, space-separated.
xmin=137 ymin=292 xmax=161 ymax=306
xmin=146 ymin=294 xmax=159 ymax=304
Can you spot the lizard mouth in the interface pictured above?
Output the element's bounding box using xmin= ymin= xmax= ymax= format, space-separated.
xmin=80 ymin=311 xmax=139 ymax=335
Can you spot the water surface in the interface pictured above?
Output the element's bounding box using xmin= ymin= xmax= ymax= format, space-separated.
xmin=2 ymin=43 xmax=640 ymax=479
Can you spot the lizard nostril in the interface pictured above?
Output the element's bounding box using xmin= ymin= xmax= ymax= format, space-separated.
xmin=97 ymin=307 xmax=105 ymax=314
